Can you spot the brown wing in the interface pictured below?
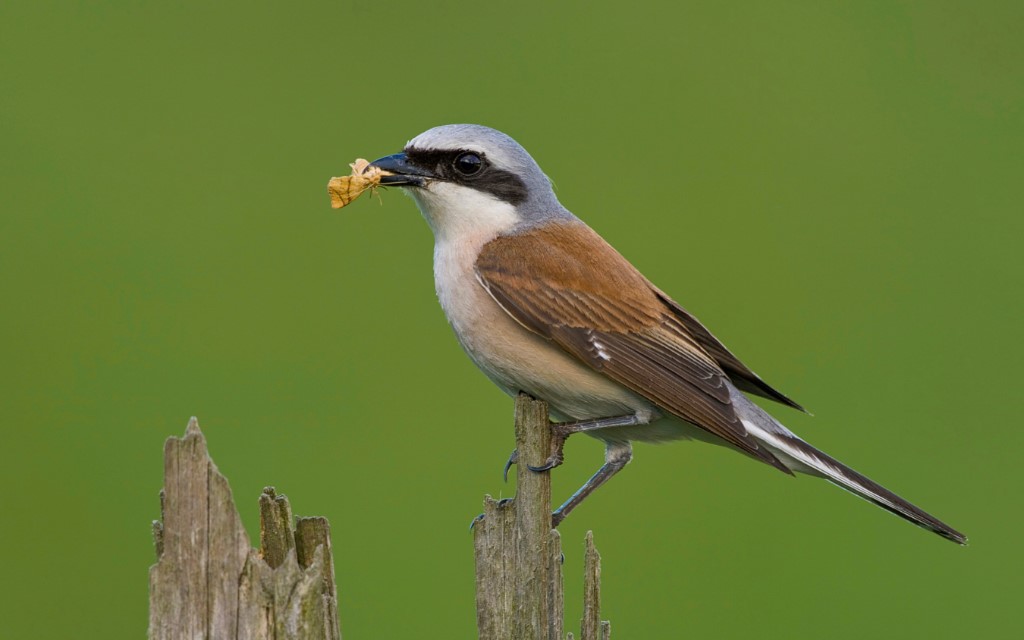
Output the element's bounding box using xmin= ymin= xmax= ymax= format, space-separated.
xmin=651 ymin=287 xmax=807 ymax=412
xmin=474 ymin=221 xmax=791 ymax=474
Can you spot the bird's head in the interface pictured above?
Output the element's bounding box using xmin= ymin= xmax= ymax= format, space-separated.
xmin=369 ymin=124 xmax=569 ymax=241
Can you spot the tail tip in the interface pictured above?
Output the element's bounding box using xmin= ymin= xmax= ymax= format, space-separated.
xmin=937 ymin=527 xmax=968 ymax=546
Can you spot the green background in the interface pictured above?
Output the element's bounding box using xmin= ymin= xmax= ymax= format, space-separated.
xmin=2 ymin=1 xmax=1021 ymax=637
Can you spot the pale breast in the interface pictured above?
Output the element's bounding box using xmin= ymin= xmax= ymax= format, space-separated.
xmin=432 ymin=233 xmax=656 ymax=423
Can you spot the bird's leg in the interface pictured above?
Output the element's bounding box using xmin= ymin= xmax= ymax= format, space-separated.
xmin=528 ymin=413 xmax=645 ymax=472
xmin=552 ymin=442 xmax=633 ymax=527
xmin=503 ymin=412 xmax=644 ymax=480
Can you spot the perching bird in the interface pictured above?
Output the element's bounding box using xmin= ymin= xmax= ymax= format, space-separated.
xmin=366 ymin=124 xmax=966 ymax=544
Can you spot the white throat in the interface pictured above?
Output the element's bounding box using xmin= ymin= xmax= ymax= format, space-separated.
xmin=406 ymin=182 xmax=520 ymax=245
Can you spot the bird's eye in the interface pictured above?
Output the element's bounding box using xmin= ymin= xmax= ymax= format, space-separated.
xmin=453 ymin=152 xmax=483 ymax=176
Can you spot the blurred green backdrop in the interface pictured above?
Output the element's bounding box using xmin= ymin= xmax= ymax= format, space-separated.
xmin=2 ymin=1 xmax=1021 ymax=638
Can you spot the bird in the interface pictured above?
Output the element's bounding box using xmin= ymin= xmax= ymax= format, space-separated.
xmin=365 ymin=123 xmax=966 ymax=544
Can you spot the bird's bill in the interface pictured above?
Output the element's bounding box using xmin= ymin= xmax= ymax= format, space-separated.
xmin=369 ymin=153 xmax=434 ymax=186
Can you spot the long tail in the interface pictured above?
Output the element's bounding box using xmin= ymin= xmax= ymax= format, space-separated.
xmin=730 ymin=385 xmax=967 ymax=545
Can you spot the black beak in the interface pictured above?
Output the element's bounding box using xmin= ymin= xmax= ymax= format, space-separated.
xmin=370 ymin=153 xmax=435 ymax=186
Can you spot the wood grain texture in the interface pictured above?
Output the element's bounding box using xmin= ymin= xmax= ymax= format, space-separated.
xmin=580 ymin=531 xmax=601 ymax=640
xmin=148 ymin=418 xmax=340 ymax=640
xmin=474 ymin=395 xmax=611 ymax=640
xmin=474 ymin=394 xmax=558 ymax=640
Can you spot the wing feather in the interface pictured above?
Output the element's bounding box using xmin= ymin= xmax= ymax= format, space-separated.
xmin=475 ymin=222 xmax=792 ymax=473
xmin=653 ymin=289 xmax=806 ymax=412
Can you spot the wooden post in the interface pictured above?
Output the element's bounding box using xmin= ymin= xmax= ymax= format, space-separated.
xmin=148 ymin=418 xmax=341 ymax=640
xmin=474 ymin=394 xmax=612 ymax=640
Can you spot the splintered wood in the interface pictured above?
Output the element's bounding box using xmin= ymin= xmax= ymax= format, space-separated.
xmin=328 ymin=158 xmax=392 ymax=209
xmin=474 ymin=395 xmax=613 ymax=640
xmin=148 ymin=419 xmax=341 ymax=639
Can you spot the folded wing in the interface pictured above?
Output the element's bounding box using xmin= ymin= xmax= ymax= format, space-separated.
xmin=474 ymin=221 xmax=794 ymax=473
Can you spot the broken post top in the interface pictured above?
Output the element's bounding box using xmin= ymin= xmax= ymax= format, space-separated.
xmin=474 ymin=394 xmax=612 ymax=640
xmin=149 ymin=418 xmax=340 ymax=640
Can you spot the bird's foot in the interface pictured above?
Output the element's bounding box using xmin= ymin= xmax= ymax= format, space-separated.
xmin=469 ymin=513 xmax=485 ymax=531
xmin=528 ymin=430 xmax=568 ymax=472
xmin=504 ymin=421 xmax=572 ymax=478
xmin=527 ymin=413 xmax=643 ymax=475
xmin=506 ymin=414 xmax=642 ymax=479
xmin=469 ymin=497 xmax=514 ymax=531
xmin=503 ymin=449 xmax=518 ymax=482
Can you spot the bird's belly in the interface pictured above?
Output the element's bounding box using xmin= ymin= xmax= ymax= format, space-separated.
xmin=448 ymin=295 xmax=711 ymax=445
xmin=433 ymin=239 xmax=655 ymax=423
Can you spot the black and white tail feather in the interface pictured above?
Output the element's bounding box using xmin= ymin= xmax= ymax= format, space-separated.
xmin=730 ymin=385 xmax=967 ymax=545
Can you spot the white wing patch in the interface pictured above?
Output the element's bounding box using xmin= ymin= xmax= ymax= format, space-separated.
xmin=584 ymin=329 xmax=612 ymax=362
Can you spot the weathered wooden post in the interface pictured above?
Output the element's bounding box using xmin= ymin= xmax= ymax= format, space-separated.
xmin=149 ymin=407 xmax=611 ymax=639
xmin=474 ymin=394 xmax=612 ymax=640
xmin=148 ymin=418 xmax=341 ymax=640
